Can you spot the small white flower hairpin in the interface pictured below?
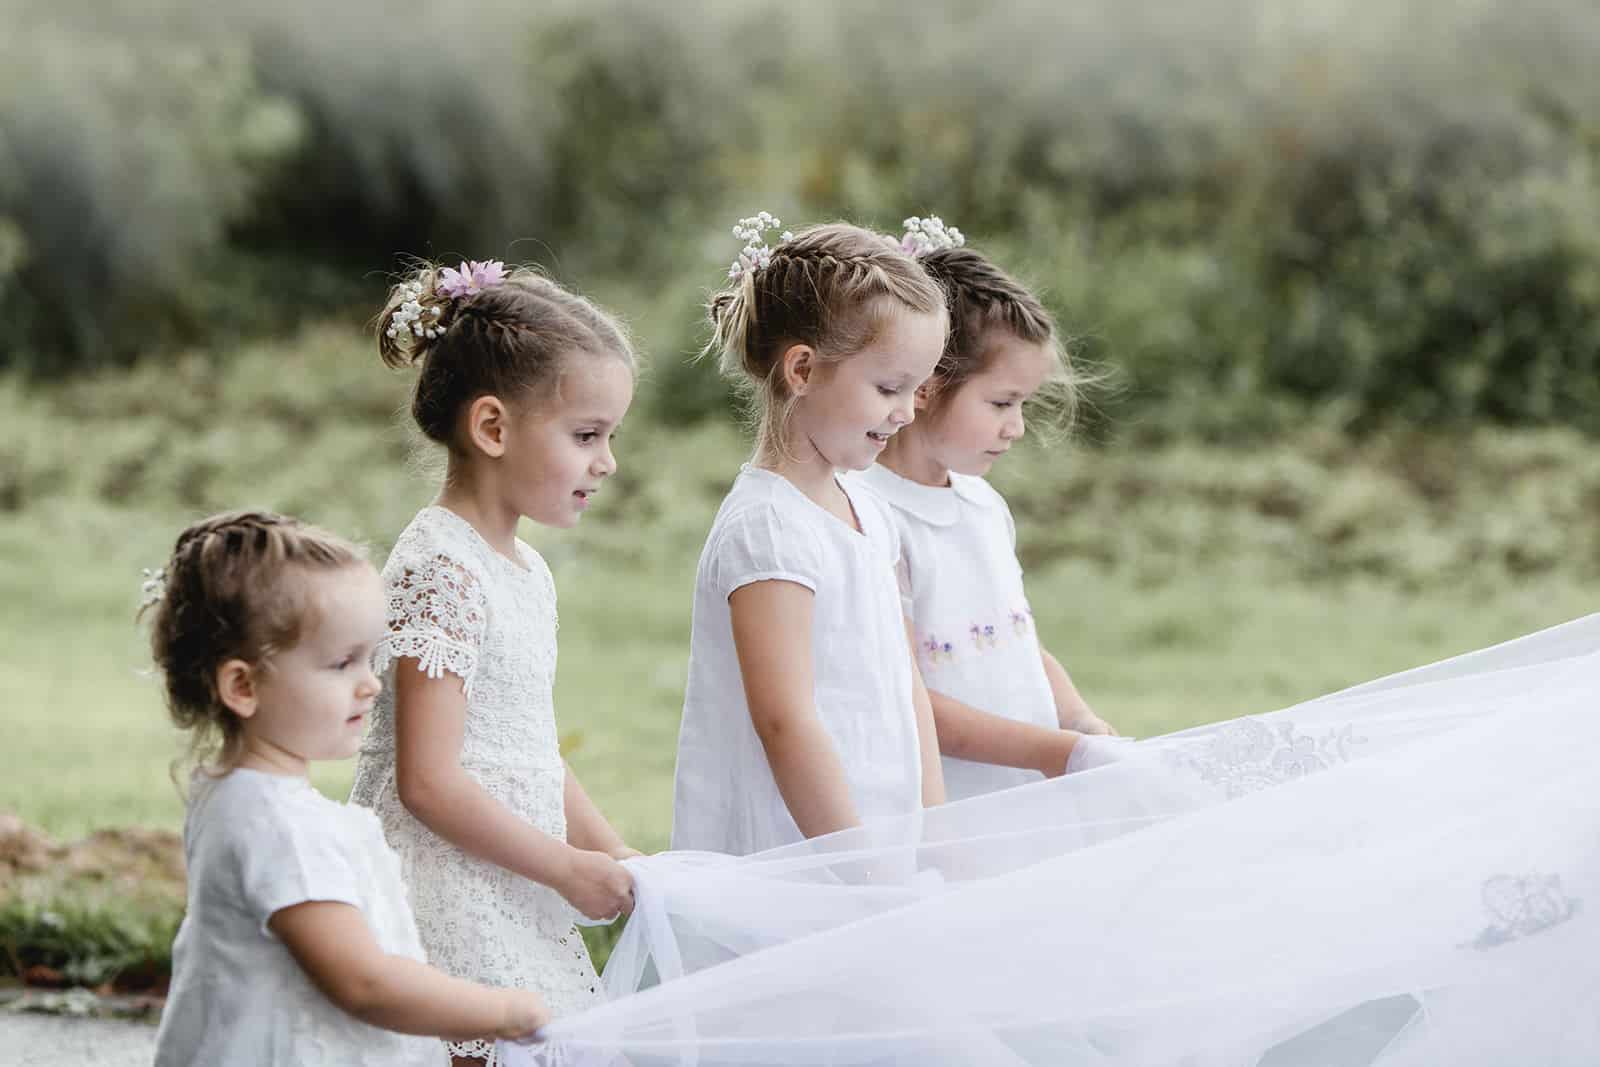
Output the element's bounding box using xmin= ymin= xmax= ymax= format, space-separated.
xmin=140 ymin=567 xmax=167 ymax=610
xmin=728 ymin=212 xmax=793 ymax=280
xmin=900 ymin=215 xmax=965 ymax=257
xmin=385 ymin=279 xmax=445 ymax=341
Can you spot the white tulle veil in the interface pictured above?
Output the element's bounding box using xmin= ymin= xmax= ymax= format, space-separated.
xmin=503 ymin=613 xmax=1599 ymax=1066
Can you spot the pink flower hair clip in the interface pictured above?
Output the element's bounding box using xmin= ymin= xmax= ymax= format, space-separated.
xmin=900 ymin=216 xmax=965 ymax=257
xmin=438 ymin=259 xmax=508 ymax=300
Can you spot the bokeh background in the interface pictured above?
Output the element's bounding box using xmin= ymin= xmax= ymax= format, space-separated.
xmin=3 ymin=0 xmax=1600 ymax=989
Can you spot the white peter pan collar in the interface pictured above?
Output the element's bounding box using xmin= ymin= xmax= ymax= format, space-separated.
xmin=853 ymin=463 xmax=998 ymax=527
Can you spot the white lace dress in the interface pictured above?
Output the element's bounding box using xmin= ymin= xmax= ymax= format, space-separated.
xmin=350 ymin=506 xmax=601 ymax=1063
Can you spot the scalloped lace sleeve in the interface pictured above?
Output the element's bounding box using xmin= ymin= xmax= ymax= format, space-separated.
xmin=375 ymin=552 xmax=488 ymax=699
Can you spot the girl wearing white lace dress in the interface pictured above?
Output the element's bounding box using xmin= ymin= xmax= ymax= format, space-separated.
xmin=672 ymin=220 xmax=949 ymax=856
xmin=849 ymin=233 xmax=1123 ymax=802
xmin=146 ymin=510 xmax=546 ymax=1067
xmin=349 ymin=260 xmax=638 ymax=1066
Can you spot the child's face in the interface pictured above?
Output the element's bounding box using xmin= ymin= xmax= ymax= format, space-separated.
xmin=504 ymin=353 xmax=635 ymax=529
xmin=792 ymin=307 xmax=946 ymax=472
xmin=920 ymin=333 xmax=1053 ymax=476
xmin=246 ymin=564 xmax=385 ymax=766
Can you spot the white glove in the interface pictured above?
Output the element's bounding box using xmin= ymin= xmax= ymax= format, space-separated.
xmin=1065 ymin=734 xmax=1136 ymax=774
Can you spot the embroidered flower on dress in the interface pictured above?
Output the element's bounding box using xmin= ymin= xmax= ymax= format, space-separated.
xmin=1466 ymin=873 xmax=1581 ymax=950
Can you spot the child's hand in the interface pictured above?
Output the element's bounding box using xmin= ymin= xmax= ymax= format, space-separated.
xmin=1069 ymin=712 xmax=1118 ymax=736
xmin=557 ymin=848 xmax=635 ymax=921
xmin=1065 ymin=734 xmax=1135 ymax=774
xmin=494 ymin=988 xmax=551 ymax=1039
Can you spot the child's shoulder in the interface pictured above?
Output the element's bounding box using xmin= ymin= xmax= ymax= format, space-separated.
xmin=189 ymin=770 xmax=353 ymax=860
xmin=948 ymin=473 xmax=1011 ymax=515
xmin=384 ymin=506 xmax=490 ymax=580
xmin=848 ymin=465 xmax=1009 ymax=528
xmin=710 ymin=467 xmax=824 ymax=534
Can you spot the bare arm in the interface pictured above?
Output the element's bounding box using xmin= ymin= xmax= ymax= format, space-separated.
xmin=926 ymin=685 xmax=1080 ymax=776
xmin=271 ymin=901 xmax=546 ymax=1041
xmin=905 ymin=619 xmax=946 ymax=806
xmin=564 ymin=762 xmax=638 ymax=859
xmin=729 ymin=580 xmax=862 ymax=838
xmin=392 ymin=665 xmax=633 ymax=918
xmin=1041 ymin=646 xmax=1114 ymax=734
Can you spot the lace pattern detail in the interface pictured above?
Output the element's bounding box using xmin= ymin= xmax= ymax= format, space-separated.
xmin=1466 ymin=873 xmax=1581 ymax=950
xmin=351 ymin=507 xmax=600 ymax=1023
xmin=449 ymin=1037 xmax=495 ymax=1062
xmin=374 ymin=551 xmax=489 ymax=699
xmin=1169 ymin=717 xmax=1367 ymax=798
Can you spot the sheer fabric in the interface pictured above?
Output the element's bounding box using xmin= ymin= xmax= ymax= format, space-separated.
xmin=504 ymin=613 xmax=1600 ymax=1066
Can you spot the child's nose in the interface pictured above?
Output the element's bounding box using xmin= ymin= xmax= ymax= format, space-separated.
xmin=594 ymin=442 xmax=617 ymax=477
xmin=1001 ymin=409 xmax=1025 ymax=441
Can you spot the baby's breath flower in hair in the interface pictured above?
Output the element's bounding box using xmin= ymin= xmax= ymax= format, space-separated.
xmin=900 ymin=215 xmax=965 ymax=257
xmin=139 ymin=567 xmax=167 ymax=611
xmin=728 ymin=212 xmax=793 ymax=279
xmin=385 ymin=279 xmax=445 ymax=341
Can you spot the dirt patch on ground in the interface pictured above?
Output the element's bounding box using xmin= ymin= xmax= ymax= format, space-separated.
xmin=0 ymin=815 xmax=184 ymax=893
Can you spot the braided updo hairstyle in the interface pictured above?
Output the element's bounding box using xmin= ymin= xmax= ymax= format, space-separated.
xmin=141 ymin=510 xmax=366 ymax=776
xmin=914 ymin=246 xmax=1079 ymax=429
xmin=378 ymin=263 xmax=636 ymax=448
xmin=705 ymin=223 xmax=947 ymax=457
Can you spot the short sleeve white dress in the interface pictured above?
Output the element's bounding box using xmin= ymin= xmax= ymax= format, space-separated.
xmin=154 ymin=769 xmax=444 ymax=1067
xmin=349 ymin=506 xmax=601 ymax=1063
xmin=672 ymin=466 xmax=924 ymax=856
xmin=848 ymin=463 xmax=1062 ymax=801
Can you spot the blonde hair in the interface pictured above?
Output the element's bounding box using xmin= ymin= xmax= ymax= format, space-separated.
xmin=916 ymin=245 xmax=1080 ymax=433
xmin=141 ymin=510 xmax=366 ymax=778
xmin=377 ymin=262 xmax=636 ymax=447
xmin=705 ymin=222 xmax=946 ymax=456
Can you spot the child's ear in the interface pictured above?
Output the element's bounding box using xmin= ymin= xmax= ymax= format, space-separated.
xmin=780 ymin=344 xmax=817 ymax=397
xmin=464 ymin=395 xmax=509 ymax=458
xmin=215 ymin=659 xmax=260 ymax=720
xmin=914 ymin=380 xmax=939 ymax=411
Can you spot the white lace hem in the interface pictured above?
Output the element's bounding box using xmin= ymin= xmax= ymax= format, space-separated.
xmin=377 ymin=630 xmax=479 ymax=700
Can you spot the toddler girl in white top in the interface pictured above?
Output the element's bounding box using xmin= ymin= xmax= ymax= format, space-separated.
xmin=673 ymin=218 xmax=949 ymax=855
xmin=147 ymin=510 xmax=545 ymax=1067
xmin=349 ymin=261 xmax=638 ymax=1065
xmin=849 ymin=227 xmax=1120 ymax=802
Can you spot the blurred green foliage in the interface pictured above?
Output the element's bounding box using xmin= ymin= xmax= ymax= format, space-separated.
xmin=4 ymin=0 xmax=1600 ymax=434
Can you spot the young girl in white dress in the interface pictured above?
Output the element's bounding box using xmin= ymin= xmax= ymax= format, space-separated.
xmin=849 ymin=225 xmax=1121 ymax=802
xmin=146 ymin=510 xmax=546 ymax=1067
xmin=671 ymin=218 xmax=950 ymax=856
xmin=349 ymin=260 xmax=638 ymax=1065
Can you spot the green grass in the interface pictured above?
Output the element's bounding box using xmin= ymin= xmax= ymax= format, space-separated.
xmin=3 ymin=324 xmax=1599 ymax=856
xmin=4 ymin=322 xmax=1600 ymax=986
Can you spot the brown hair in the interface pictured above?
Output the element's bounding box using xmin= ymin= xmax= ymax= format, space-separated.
xmin=705 ymin=223 xmax=947 ymax=456
xmin=141 ymin=510 xmax=366 ymax=778
xmin=917 ymin=246 xmax=1078 ymax=430
xmin=378 ymin=263 xmax=636 ymax=447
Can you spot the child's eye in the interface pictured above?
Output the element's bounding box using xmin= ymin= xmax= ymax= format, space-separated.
xmin=877 ymin=386 xmax=901 ymax=397
xmin=991 ymin=400 xmax=1016 ymax=410
xmin=333 ymin=656 xmax=355 ymax=670
xmin=576 ymin=431 xmax=598 ymax=444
